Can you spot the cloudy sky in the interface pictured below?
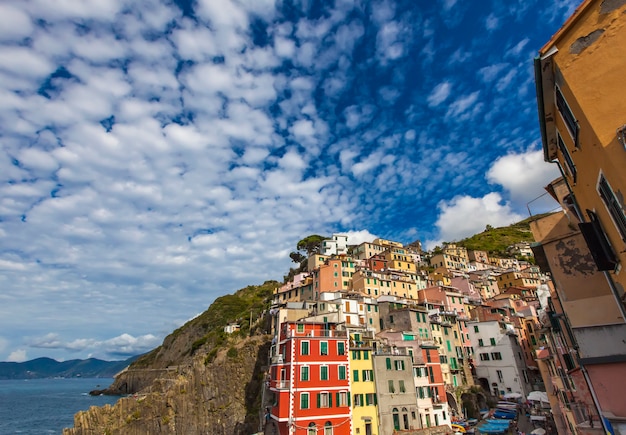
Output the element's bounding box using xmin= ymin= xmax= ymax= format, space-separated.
xmin=0 ymin=0 xmax=578 ymax=362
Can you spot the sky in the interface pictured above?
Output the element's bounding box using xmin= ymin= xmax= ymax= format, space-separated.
xmin=0 ymin=0 xmax=581 ymax=362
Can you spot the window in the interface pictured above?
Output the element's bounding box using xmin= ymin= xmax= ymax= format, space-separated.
xmin=308 ymin=423 xmax=316 ymax=435
xmin=297 ymin=324 xmax=305 ymax=333
xmin=480 ymin=353 xmax=490 ymax=361
xmin=478 ymin=339 xmax=484 ymax=347
xmin=598 ymin=174 xmax=626 ymax=241
xmin=338 ymin=365 xmax=346 ymax=380
xmin=393 ymin=408 xmax=400 ymax=430
xmin=324 ymin=421 xmax=333 ymax=435
xmin=388 ymin=380 xmax=395 ymax=393
xmin=386 ymin=358 xmax=392 ymax=370
xmin=300 ymin=392 xmax=309 ymax=409
xmin=353 ymin=393 xmax=364 ymax=406
xmin=301 ymin=341 xmax=309 ymax=355
xmin=352 ymin=350 xmax=361 ymax=360
xmin=555 ymin=85 xmax=579 ymax=145
xmin=337 ymin=391 xmax=349 ymax=406
xmin=363 ymin=350 xmax=369 ymax=360
xmin=301 ymin=366 xmax=309 ymax=381
xmin=490 ymin=338 xmax=496 ymax=346
xmin=496 ymin=370 xmax=503 ymax=383
xmin=320 ymin=365 xmax=328 ymax=381
xmin=318 ymin=392 xmax=331 ymax=408
xmin=491 ymin=352 xmax=502 ymax=360
xmin=365 ymin=393 xmax=377 ymax=406
xmin=353 ymin=370 xmax=359 ymax=382
xmin=362 ymin=370 xmax=373 ymax=381
xmin=320 ymin=341 xmax=328 ymax=355
xmin=337 ymin=342 xmax=345 ymax=355
xmin=394 ymin=360 xmax=405 ymax=370
xmin=399 ymin=380 xmax=406 ymax=393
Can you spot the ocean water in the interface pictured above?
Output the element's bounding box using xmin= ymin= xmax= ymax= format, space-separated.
xmin=0 ymin=378 xmax=120 ymax=434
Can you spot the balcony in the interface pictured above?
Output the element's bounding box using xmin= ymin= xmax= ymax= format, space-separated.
xmin=271 ymin=354 xmax=284 ymax=364
xmin=350 ymin=338 xmax=374 ymax=349
xmin=271 ymin=380 xmax=291 ymax=390
xmin=285 ymin=329 xmax=348 ymax=338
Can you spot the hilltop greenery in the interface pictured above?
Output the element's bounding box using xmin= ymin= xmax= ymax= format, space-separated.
xmin=452 ymin=213 xmax=552 ymax=258
xmin=132 ymin=280 xmax=279 ymax=369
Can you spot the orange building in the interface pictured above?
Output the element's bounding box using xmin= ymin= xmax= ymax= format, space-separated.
xmin=533 ymin=0 xmax=626 ymax=431
xmin=268 ymin=321 xmax=351 ymax=435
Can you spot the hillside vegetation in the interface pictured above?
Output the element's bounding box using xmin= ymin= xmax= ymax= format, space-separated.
xmin=453 ymin=213 xmax=552 ymax=257
xmin=131 ymin=280 xmax=278 ymax=371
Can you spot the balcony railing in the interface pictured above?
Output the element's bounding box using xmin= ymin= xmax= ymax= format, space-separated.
xmin=271 ymin=380 xmax=291 ymax=390
xmin=282 ymin=329 xmax=348 ymax=339
xmin=271 ymin=354 xmax=284 ymax=364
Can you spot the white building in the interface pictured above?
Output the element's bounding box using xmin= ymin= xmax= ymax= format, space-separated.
xmin=321 ymin=233 xmax=349 ymax=256
xmin=468 ymin=320 xmax=531 ymax=400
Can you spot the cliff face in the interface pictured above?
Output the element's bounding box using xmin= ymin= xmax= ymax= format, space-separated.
xmin=64 ymin=281 xmax=278 ymax=435
xmin=64 ymin=335 xmax=271 ymax=435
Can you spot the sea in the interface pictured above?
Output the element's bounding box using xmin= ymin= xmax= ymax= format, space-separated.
xmin=0 ymin=378 xmax=121 ymax=434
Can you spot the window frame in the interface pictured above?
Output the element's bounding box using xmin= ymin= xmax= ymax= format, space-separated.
xmin=598 ymin=173 xmax=626 ymax=242
xmin=300 ymin=392 xmax=310 ymax=409
xmin=555 ymin=85 xmax=579 ymax=148
xmin=320 ymin=365 xmax=329 ymax=381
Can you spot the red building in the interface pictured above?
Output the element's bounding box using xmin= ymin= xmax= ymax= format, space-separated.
xmin=268 ymin=321 xmax=351 ymax=435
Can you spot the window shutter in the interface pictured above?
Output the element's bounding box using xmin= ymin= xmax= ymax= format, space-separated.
xmin=336 ymin=392 xmax=340 ymax=406
xmin=386 ymin=357 xmax=392 ymax=370
xmin=329 ymin=394 xmax=332 ymax=407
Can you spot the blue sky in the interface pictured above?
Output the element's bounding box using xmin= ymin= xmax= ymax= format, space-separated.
xmin=0 ymin=0 xmax=579 ymax=362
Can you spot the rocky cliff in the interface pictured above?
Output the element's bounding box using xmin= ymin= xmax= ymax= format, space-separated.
xmin=64 ymin=281 xmax=278 ymax=435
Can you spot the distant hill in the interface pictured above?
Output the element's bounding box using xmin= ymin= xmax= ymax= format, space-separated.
xmin=453 ymin=213 xmax=553 ymax=257
xmin=0 ymin=356 xmax=140 ymax=380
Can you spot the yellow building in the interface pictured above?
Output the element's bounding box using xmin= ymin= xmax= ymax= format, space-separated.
xmin=348 ymin=329 xmax=380 ymax=435
xmin=381 ymin=247 xmax=417 ymax=274
xmin=534 ymin=0 xmax=626 ymax=430
xmin=496 ymin=269 xmax=541 ymax=290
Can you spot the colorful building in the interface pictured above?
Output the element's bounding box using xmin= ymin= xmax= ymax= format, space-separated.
xmin=268 ymin=321 xmax=351 ymax=434
xmin=533 ymin=0 xmax=626 ymax=431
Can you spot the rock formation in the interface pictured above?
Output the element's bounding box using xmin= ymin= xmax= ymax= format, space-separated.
xmin=64 ymin=335 xmax=271 ymax=435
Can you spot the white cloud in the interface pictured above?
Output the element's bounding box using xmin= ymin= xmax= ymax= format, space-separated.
xmin=431 ymin=192 xmax=523 ymax=245
xmin=486 ymin=13 xmax=500 ymax=31
xmin=478 ymin=63 xmax=508 ymax=83
xmin=487 ymin=148 xmax=561 ymax=205
xmin=344 ymin=230 xmax=378 ymax=245
xmin=7 ymin=349 xmax=28 ymax=363
xmin=427 ymin=81 xmax=452 ymax=107
xmin=509 ymin=37 xmax=530 ymax=57
xmin=446 ymin=91 xmax=481 ymax=120
xmin=0 ymin=4 xmax=33 ymax=41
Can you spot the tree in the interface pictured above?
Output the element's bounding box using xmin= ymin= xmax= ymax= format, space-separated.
xmin=296 ymin=234 xmax=327 ymax=256
xmin=289 ymin=252 xmax=305 ymax=264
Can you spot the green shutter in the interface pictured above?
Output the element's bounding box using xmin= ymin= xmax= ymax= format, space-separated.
xmin=386 ymin=357 xmax=391 ymax=370
xmin=348 ymin=393 xmax=351 ymax=406
xmin=317 ymin=393 xmax=320 ymax=408
xmin=336 ymin=392 xmax=340 ymax=406
xmin=353 ymin=370 xmax=359 ymax=381
xmin=363 ymin=350 xmax=369 ymax=360
xmin=329 ymin=394 xmax=332 ymax=407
